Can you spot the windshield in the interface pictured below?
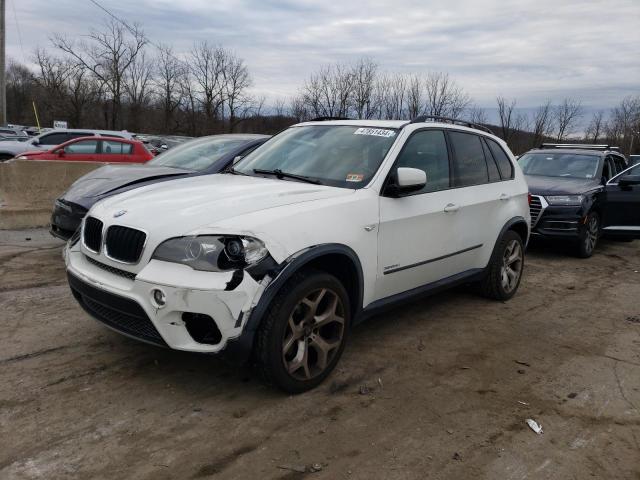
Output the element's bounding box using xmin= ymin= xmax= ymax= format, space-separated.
xmin=234 ymin=125 xmax=398 ymax=188
xmin=148 ymin=137 xmax=248 ymax=171
xmin=518 ymin=152 xmax=601 ymax=179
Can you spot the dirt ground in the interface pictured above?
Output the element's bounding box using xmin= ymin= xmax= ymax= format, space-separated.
xmin=1 ymin=229 xmax=639 ymax=479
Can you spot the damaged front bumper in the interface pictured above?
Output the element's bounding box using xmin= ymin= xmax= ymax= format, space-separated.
xmin=65 ymin=242 xmax=274 ymax=356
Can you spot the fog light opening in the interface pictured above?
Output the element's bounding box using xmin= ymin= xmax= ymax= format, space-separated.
xmin=151 ymin=288 xmax=166 ymax=308
xmin=182 ymin=312 xmax=222 ymax=345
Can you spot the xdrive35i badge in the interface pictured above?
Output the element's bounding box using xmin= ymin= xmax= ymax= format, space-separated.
xmin=113 ymin=210 xmax=127 ymax=218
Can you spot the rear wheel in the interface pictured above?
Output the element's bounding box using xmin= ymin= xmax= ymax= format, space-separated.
xmin=576 ymin=212 xmax=599 ymax=258
xmin=255 ymin=270 xmax=350 ymax=393
xmin=480 ymin=230 xmax=524 ymax=301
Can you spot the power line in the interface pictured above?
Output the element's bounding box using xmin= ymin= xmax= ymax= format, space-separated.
xmin=9 ymin=0 xmax=25 ymax=63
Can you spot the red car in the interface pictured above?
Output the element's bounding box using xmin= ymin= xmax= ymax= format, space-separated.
xmin=16 ymin=136 xmax=153 ymax=163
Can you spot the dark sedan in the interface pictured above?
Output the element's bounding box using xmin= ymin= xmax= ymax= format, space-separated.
xmin=520 ymin=144 xmax=639 ymax=257
xmin=50 ymin=134 xmax=270 ymax=240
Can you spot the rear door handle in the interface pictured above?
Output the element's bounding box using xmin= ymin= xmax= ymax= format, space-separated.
xmin=443 ymin=203 xmax=459 ymax=213
xmin=499 ymin=193 xmax=510 ymax=201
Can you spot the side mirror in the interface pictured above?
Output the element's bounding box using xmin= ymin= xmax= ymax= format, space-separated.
xmin=32 ymin=139 xmax=40 ymax=146
xmin=619 ymin=175 xmax=640 ymax=188
xmin=385 ymin=167 xmax=427 ymax=197
xmin=57 ymin=149 xmax=65 ymax=157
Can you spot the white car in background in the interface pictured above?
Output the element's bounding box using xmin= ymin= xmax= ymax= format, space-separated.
xmin=65 ymin=117 xmax=530 ymax=392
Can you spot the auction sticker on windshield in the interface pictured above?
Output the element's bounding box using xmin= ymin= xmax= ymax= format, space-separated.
xmin=346 ymin=173 xmax=364 ymax=182
xmin=353 ymin=128 xmax=396 ymax=138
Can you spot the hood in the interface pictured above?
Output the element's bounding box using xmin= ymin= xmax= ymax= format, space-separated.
xmin=525 ymin=175 xmax=601 ymax=195
xmin=0 ymin=140 xmax=33 ymax=154
xmin=91 ymin=174 xmax=353 ymax=237
xmin=62 ymin=164 xmax=192 ymax=203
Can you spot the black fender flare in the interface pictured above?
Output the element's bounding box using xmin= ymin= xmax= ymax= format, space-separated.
xmin=220 ymin=243 xmax=364 ymax=365
xmin=485 ymin=216 xmax=529 ymax=272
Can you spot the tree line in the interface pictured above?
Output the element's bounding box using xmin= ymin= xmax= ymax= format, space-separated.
xmin=5 ymin=18 xmax=640 ymax=154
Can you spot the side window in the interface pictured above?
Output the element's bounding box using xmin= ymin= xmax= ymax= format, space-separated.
xmin=481 ymin=139 xmax=501 ymax=182
xmin=603 ymin=156 xmax=614 ymax=181
xmin=613 ymin=155 xmax=626 ymax=174
xmin=394 ymin=130 xmax=450 ymax=194
xmin=449 ymin=131 xmax=489 ymax=187
xmin=486 ymin=138 xmax=514 ymax=179
xmin=101 ymin=140 xmax=132 ymax=155
xmin=65 ymin=140 xmax=98 ymax=154
xmin=39 ymin=133 xmax=68 ymax=146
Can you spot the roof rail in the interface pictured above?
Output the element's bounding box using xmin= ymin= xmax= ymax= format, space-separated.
xmin=309 ymin=116 xmax=351 ymax=121
xmin=408 ymin=115 xmax=494 ymax=134
xmin=540 ymin=143 xmax=620 ymax=151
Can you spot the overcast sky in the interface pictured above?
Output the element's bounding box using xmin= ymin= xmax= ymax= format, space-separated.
xmin=6 ymin=0 xmax=640 ymax=109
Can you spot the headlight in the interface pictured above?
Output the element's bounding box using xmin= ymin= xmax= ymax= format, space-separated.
xmin=151 ymin=235 xmax=268 ymax=272
xmin=545 ymin=195 xmax=584 ymax=206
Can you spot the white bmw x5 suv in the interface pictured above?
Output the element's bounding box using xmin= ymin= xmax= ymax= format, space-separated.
xmin=65 ymin=117 xmax=530 ymax=392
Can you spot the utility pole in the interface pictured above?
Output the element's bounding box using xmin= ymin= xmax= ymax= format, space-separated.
xmin=0 ymin=0 xmax=6 ymax=126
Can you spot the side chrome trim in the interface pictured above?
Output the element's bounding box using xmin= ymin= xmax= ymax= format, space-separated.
xmin=383 ymin=244 xmax=483 ymax=275
xmin=603 ymin=226 xmax=640 ymax=231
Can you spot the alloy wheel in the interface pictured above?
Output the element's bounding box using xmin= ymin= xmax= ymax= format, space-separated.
xmin=282 ymin=288 xmax=345 ymax=381
xmin=584 ymin=216 xmax=599 ymax=254
xmin=501 ymin=239 xmax=523 ymax=293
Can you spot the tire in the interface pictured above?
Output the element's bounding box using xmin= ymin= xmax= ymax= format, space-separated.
xmin=576 ymin=212 xmax=600 ymax=258
xmin=0 ymin=154 xmax=14 ymax=162
xmin=254 ymin=269 xmax=351 ymax=393
xmin=480 ymin=230 xmax=525 ymax=301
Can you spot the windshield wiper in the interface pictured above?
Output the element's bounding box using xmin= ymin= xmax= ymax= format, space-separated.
xmin=253 ymin=168 xmax=322 ymax=185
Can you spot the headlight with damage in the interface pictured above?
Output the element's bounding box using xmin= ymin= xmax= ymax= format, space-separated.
xmin=152 ymin=235 xmax=268 ymax=272
xmin=545 ymin=195 xmax=584 ymax=206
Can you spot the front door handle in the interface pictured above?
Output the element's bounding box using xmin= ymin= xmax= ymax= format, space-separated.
xmin=443 ymin=203 xmax=459 ymax=213
xmin=499 ymin=193 xmax=510 ymax=201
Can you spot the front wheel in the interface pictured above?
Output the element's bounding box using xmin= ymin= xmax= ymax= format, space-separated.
xmin=480 ymin=230 xmax=524 ymax=301
xmin=254 ymin=270 xmax=351 ymax=393
xmin=576 ymin=212 xmax=599 ymax=258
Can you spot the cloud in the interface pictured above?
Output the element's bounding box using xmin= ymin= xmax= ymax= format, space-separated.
xmin=6 ymin=0 xmax=640 ymax=108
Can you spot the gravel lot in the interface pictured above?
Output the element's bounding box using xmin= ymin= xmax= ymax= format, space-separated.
xmin=1 ymin=229 xmax=639 ymax=479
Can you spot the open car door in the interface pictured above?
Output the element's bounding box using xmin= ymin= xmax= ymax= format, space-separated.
xmin=603 ymin=164 xmax=640 ymax=238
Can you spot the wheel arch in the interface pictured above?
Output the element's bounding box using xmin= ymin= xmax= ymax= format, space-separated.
xmin=487 ymin=216 xmax=529 ymax=270
xmin=222 ymin=244 xmax=364 ymax=365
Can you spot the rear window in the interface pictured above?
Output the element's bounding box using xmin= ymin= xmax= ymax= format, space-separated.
xmin=449 ymin=131 xmax=488 ymax=187
xmin=102 ymin=140 xmax=132 ymax=155
xmin=486 ymin=138 xmax=514 ymax=179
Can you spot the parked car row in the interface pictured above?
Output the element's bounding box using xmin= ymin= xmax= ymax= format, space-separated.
xmin=32 ymin=117 xmax=639 ymax=393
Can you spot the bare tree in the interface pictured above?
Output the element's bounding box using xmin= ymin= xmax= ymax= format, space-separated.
xmin=53 ymin=19 xmax=147 ymax=129
xmin=155 ymin=44 xmax=184 ymax=132
xmin=301 ymin=63 xmax=354 ymax=118
xmin=66 ymin=66 xmax=100 ymax=128
xmin=376 ymin=73 xmax=407 ymax=120
xmin=223 ymin=53 xmax=252 ymax=132
xmin=423 ymin=72 xmax=470 ymax=118
xmin=466 ymin=105 xmax=488 ymax=125
xmin=606 ymin=96 xmax=640 ymax=154
xmin=406 ymin=74 xmax=423 ymax=119
xmin=531 ymin=100 xmax=553 ymax=147
xmin=350 ymin=58 xmax=378 ymax=119
xmin=33 ymin=49 xmax=73 ymax=123
xmin=190 ymin=41 xmax=227 ymax=128
xmin=585 ymin=110 xmax=605 ymax=143
xmin=553 ymin=98 xmax=583 ymax=141
xmin=124 ymin=50 xmax=154 ymax=131
xmin=497 ymin=96 xmax=517 ymax=145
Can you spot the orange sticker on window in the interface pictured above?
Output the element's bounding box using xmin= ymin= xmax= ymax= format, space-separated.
xmin=346 ymin=173 xmax=364 ymax=182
